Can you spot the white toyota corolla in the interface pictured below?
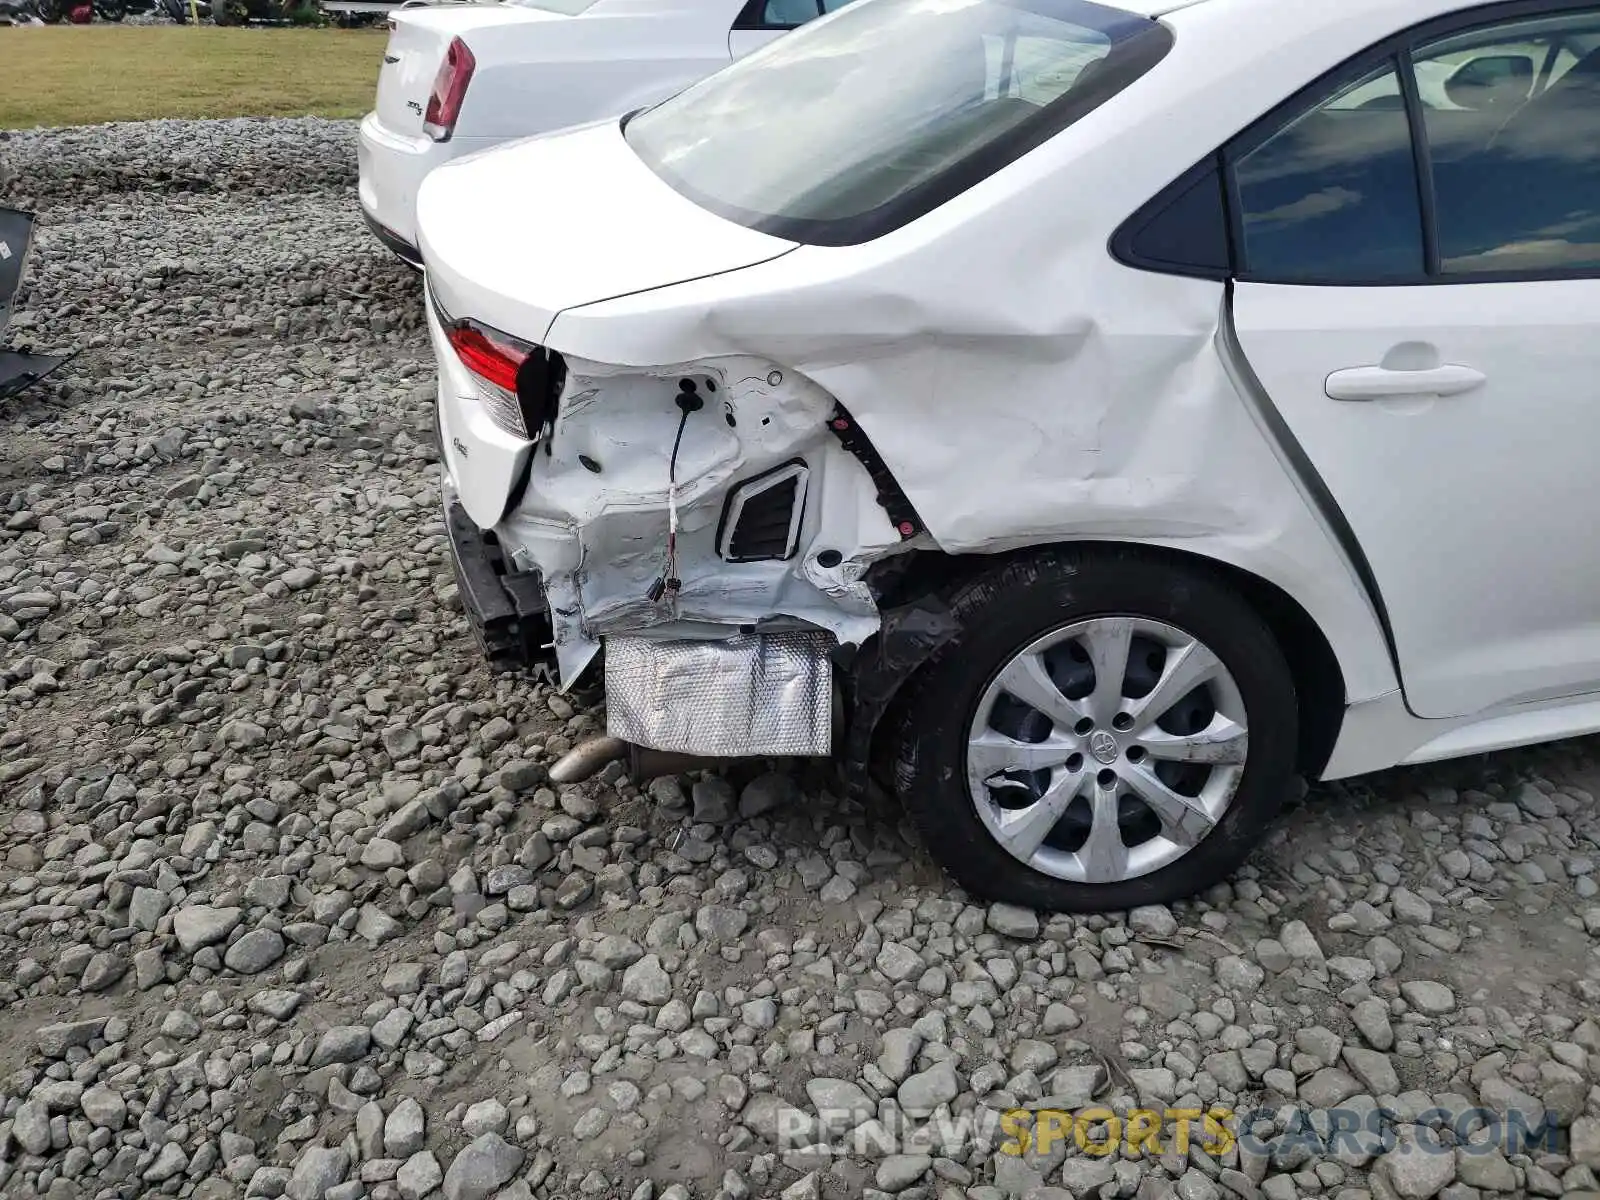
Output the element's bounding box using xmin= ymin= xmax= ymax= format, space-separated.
xmin=358 ymin=0 xmax=842 ymax=264
xmin=414 ymin=0 xmax=1600 ymax=911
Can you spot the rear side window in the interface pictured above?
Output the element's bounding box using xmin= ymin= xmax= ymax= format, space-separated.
xmin=626 ymin=0 xmax=1174 ymax=246
xmin=1416 ymin=12 xmax=1600 ymax=273
xmin=1223 ymin=4 xmax=1600 ymax=284
xmin=1231 ymin=65 xmax=1425 ymax=282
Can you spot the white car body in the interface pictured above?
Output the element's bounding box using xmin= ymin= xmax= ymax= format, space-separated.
xmin=413 ymin=0 xmax=1600 ymax=907
xmin=357 ymin=0 xmax=819 ymax=262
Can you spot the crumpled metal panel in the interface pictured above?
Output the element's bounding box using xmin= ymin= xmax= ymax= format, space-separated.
xmin=605 ymin=630 xmax=833 ymax=756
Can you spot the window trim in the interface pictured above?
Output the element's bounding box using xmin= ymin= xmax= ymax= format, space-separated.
xmin=731 ymin=0 xmax=822 ymax=32
xmin=1111 ymin=0 xmax=1600 ymax=287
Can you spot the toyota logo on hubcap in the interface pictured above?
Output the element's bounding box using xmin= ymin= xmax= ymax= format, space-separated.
xmin=1089 ymin=730 xmax=1119 ymax=765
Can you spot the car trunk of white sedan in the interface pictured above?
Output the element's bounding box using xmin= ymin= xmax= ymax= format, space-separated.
xmin=417 ymin=119 xmax=799 ymax=532
xmin=374 ymin=5 xmax=566 ymax=139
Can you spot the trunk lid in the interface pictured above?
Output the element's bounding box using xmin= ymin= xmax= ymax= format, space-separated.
xmin=416 ymin=119 xmax=797 ymax=348
xmin=374 ymin=5 xmax=565 ymax=137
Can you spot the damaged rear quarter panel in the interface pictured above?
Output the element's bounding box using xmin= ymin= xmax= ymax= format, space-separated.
xmin=496 ymin=354 xmax=902 ymax=680
xmin=542 ymin=61 xmax=1398 ymax=702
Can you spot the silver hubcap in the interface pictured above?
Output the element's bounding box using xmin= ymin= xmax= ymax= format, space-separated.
xmin=965 ymin=617 xmax=1248 ymax=886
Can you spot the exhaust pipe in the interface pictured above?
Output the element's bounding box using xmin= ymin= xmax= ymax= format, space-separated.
xmin=547 ymin=736 xmax=721 ymax=785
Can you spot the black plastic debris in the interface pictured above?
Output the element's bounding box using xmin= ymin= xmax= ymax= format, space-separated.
xmin=1 ymin=207 xmax=70 ymax=402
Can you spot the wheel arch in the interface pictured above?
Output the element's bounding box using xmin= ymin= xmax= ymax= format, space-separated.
xmin=852 ymin=539 xmax=1347 ymax=788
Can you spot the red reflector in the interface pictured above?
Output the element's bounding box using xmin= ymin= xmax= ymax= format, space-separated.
xmin=446 ymin=322 xmax=528 ymax=393
xmin=424 ymin=37 xmax=476 ymax=141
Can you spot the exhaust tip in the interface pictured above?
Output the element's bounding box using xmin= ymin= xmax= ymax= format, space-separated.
xmin=547 ymin=736 xmax=627 ymax=784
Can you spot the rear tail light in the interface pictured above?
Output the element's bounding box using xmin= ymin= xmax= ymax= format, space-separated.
xmin=432 ymin=287 xmax=565 ymax=441
xmin=446 ymin=320 xmax=535 ymax=437
xmin=424 ymin=37 xmax=475 ymax=141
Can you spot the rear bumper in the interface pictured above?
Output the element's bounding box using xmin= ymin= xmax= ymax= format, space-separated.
xmin=358 ymin=110 xmax=499 ymax=268
xmin=442 ymin=479 xmax=555 ymax=673
xmin=362 ymin=207 xmax=423 ymax=269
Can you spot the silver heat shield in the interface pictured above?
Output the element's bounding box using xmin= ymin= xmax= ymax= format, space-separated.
xmin=604 ymin=630 xmax=833 ymax=757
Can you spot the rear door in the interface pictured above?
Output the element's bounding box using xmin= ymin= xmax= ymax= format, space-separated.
xmin=1226 ymin=4 xmax=1600 ymax=719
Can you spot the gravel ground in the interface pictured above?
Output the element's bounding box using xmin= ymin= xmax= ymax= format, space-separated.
xmin=4 ymin=117 xmax=1600 ymax=1200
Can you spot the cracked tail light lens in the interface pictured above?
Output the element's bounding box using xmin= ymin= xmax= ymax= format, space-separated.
xmin=424 ymin=37 xmax=475 ymax=142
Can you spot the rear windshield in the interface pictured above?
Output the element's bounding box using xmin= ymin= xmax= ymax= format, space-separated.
xmin=624 ymin=0 xmax=1172 ymax=245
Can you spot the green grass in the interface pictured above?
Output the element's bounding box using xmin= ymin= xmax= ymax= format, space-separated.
xmin=1 ymin=26 xmax=387 ymax=129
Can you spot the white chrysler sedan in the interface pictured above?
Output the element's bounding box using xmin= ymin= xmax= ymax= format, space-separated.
xmin=357 ymin=0 xmax=842 ymax=265
xmin=414 ymin=0 xmax=1600 ymax=911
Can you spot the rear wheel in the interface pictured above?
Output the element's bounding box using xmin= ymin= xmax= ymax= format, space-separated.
xmin=891 ymin=547 xmax=1298 ymax=912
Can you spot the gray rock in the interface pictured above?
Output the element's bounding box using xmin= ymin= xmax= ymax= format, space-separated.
xmin=1343 ymin=1046 xmax=1400 ymax=1096
xmin=397 ymin=1151 xmax=443 ymax=1200
xmin=986 ymin=903 xmax=1040 ymax=939
xmin=621 ymin=955 xmax=672 ymax=1003
xmin=225 ymin=928 xmax=286 ymax=974
xmin=1352 ymin=996 xmax=1395 ymax=1050
xmin=80 ymin=951 xmax=127 ymax=992
xmin=875 ymin=1155 xmax=931 ymax=1191
xmin=1400 ymin=980 xmax=1456 ymax=1015
xmin=1572 ymin=1115 xmax=1600 ymax=1170
xmin=36 ymin=1018 xmax=106 ymax=1057
xmin=1128 ymin=904 xmax=1178 ymax=937
xmin=739 ymin=772 xmax=797 ymax=818
xmin=12 ymin=1098 xmax=50 ymax=1154
xmin=80 ymin=1084 xmax=127 ymax=1130
xmin=691 ymin=776 xmax=735 ymax=822
xmin=442 ymin=1134 xmax=523 ymax=1200
xmin=311 ymin=1027 xmax=371 ymax=1067
xmin=879 ymin=1028 xmax=924 ymax=1082
xmin=462 ymin=1099 xmax=509 ymax=1137
xmin=173 ymin=905 xmax=242 ymax=953
xmin=898 ymin=1061 xmax=959 ymax=1117
xmin=386 ymin=1098 xmax=427 ymax=1158
xmin=806 ymin=1078 xmax=874 ymax=1137
xmin=876 ymin=941 xmax=923 ymax=982
xmin=287 ymin=1146 xmax=349 ymax=1200
xmin=1376 ymin=1125 xmax=1456 ymax=1197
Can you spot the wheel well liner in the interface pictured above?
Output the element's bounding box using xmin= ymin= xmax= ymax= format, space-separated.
xmin=844 ymin=542 xmax=1346 ymax=793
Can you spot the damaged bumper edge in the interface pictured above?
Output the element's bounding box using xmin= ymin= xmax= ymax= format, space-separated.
xmin=442 ymin=479 xmax=555 ymax=675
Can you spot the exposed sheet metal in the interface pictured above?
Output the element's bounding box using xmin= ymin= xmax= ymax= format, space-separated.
xmin=604 ymin=630 xmax=834 ymax=756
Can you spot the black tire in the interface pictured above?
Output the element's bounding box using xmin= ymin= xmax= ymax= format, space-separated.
xmin=35 ymin=0 xmax=63 ymax=20
xmin=99 ymin=0 xmax=125 ymax=17
xmin=891 ymin=546 xmax=1298 ymax=913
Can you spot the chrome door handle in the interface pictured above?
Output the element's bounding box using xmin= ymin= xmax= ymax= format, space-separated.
xmin=1325 ymin=364 xmax=1486 ymax=401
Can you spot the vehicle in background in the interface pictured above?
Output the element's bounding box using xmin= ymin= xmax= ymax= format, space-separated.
xmin=31 ymin=0 xmax=157 ymax=20
xmin=414 ymin=0 xmax=1600 ymax=911
xmin=322 ymin=0 xmax=499 ymax=31
xmin=358 ymin=0 xmax=849 ymax=266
